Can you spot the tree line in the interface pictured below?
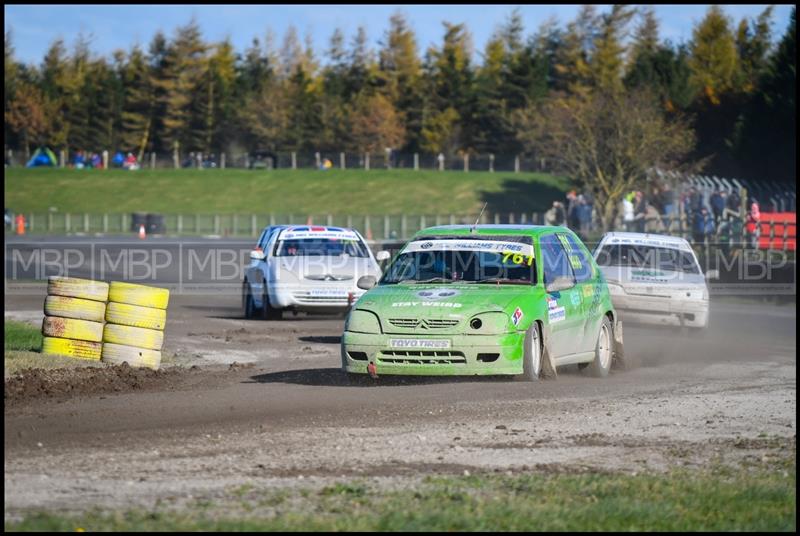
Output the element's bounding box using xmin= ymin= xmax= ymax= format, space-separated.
xmin=4 ymin=6 xmax=796 ymax=185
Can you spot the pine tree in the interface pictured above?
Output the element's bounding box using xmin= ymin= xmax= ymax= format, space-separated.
xmin=688 ymin=5 xmax=738 ymax=104
xmin=591 ymin=5 xmax=636 ymax=93
xmin=120 ymin=46 xmax=153 ymax=157
xmin=735 ymin=6 xmax=774 ymax=94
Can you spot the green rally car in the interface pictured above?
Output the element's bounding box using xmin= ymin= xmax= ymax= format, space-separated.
xmin=342 ymin=225 xmax=627 ymax=380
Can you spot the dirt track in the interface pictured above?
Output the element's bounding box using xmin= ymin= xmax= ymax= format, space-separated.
xmin=4 ymin=289 xmax=796 ymax=518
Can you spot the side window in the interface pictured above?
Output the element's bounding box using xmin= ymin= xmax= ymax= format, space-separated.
xmin=255 ymin=229 xmax=268 ymax=250
xmin=540 ymin=234 xmax=576 ymax=287
xmin=260 ymin=227 xmax=280 ymax=251
xmin=560 ymin=233 xmax=594 ymax=283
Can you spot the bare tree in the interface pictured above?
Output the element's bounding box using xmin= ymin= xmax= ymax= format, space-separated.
xmin=516 ymin=89 xmax=697 ymax=231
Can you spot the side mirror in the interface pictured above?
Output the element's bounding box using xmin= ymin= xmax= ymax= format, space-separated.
xmin=250 ymin=248 xmax=266 ymax=261
xmin=545 ymin=276 xmax=574 ymax=294
xmin=357 ymin=275 xmax=377 ymax=290
xmin=705 ymin=269 xmax=719 ymax=281
xmin=375 ymin=250 xmax=391 ymax=262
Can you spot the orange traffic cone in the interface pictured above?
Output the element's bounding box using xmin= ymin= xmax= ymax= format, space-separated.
xmin=138 ymin=224 xmax=146 ymax=239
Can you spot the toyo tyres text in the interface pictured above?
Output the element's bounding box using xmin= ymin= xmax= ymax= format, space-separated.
xmin=43 ymin=295 xmax=106 ymax=322
xmin=47 ymin=276 xmax=109 ymax=302
xmin=41 ymin=336 xmax=102 ymax=360
xmin=103 ymin=323 xmax=164 ymax=350
xmin=105 ymin=302 xmax=167 ymax=330
xmin=42 ymin=316 xmax=104 ymax=342
xmin=101 ymin=342 xmax=161 ymax=370
xmin=108 ymin=281 xmax=170 ymax=309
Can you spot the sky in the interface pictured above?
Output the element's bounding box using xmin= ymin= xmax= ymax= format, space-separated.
xmin=4 ymin=4 xmax=795 ymax=66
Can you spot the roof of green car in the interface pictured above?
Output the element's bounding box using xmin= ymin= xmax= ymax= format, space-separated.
xmin=412 ymin=224 xmax=572 ymax=239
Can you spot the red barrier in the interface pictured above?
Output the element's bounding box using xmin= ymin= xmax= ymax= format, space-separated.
xmin=758 ymin=212 xmax=796 ymax=251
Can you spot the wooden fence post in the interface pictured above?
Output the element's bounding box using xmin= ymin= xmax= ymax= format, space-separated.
xmin=365 ymin=153 xmax=370 ymax=171
xmin=221 ymin=153 xmax=226 ymax=169
xmin=340 ymin=152 xmax=345 ymax=169
xmin=514 ymin=155 xmax=520 ymax=173
xmin=414 ymin=153 xmax=419 ymax=171
xmin=463 ymin=153 xmax=469 ymax=172
xmin=291 ymin=152 xmax=297 ymax=170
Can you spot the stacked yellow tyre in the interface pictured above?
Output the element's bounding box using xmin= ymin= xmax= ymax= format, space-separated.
xmin=41 ymin=277 xmax=109 ymax=361
xmin=102 ymin=282 xmax=169 ymax=370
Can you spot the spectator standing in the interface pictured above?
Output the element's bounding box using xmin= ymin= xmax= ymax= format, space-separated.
xmin=633 ymin=191 xmax=647 ymax=233
xmin=745 ymin=199 xmax=761 ymax=249
xmin=710 ymin=190 xmax=726 ymax=224
xmin=693 ymin=206 xmax=714 ymax=245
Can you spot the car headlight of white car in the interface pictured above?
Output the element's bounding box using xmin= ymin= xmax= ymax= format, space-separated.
xmin=606 ymin=282 xmax=625 ymax=295
xmin=346 ymin=310 xmax=382 ymax=334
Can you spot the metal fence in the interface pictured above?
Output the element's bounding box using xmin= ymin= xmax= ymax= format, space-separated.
xmin=6 ymin=210 xmax=795 ymax=253
xmin=6 ymin=148 xmax=552 ymax=174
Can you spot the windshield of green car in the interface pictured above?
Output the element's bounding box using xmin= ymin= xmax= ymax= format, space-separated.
xmin=381 ymin=238 xmax=536 ymax=285
xmin=594 ymin=244 xmax=700 ymax=274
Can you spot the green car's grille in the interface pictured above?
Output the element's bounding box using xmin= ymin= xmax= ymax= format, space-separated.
xmin=387 ymin=318 xmax=460 ymax=329
xmin=378 ymin=350 xmax=467 ymax=365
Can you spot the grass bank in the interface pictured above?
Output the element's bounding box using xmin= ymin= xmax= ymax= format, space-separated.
xmin=6 ymin=461 xmax=795 ymax=531
xmin=4 ymin=168 xmax=568 ymax=216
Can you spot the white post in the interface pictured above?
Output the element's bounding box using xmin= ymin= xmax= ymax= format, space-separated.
xmin=514 ymin=155 xmax=520 ymax=173
xmin=413 ymin=153 xmax=419 ymax=171
xmin=463 ymin=153 xmax=469 ymax=172
xmin=489 ymin=154 xmax=494 ymax=173
xmin=197 ymin=152 xmax=203 ymax=169
xmin=102 ymin=150 xmax=109 ymax=170
xmin=59 ymin=150 xmax=66 ymax=168
xmin=220 ymin=152 xmax=226 ymax=169
xmin=244 ymin=153 xmax=250 ymax=168
xmin=385 ymin=148 xmax=391 ymax=169
xmin=150 ymin=152 xmax=155 ymax=169
xmin=340 ymin=152 xmax=345 ymax=169
xmin=315 ymin=152 xmax=321 ymax=168
xmin=365 ymin=153 xmax=370 ymax=171
xmin=173 ymin=142 xmax=180 ymax=169
xmin=291 ymin=152 xmax=297 ymax=170
xmin=438 ymin=153 xmax=444 ymax=172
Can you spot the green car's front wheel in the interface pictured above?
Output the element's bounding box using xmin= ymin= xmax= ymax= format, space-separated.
xmin=519 ymin=322 xmax=555 ymax=381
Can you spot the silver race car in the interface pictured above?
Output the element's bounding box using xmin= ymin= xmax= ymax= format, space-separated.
xmin=593 ymin=232 xmax=715 ymax=331
xmin=243 ymin=225 xmax=388 ymax=319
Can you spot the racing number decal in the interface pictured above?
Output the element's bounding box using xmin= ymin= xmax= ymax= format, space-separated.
xmin=502 ymin=251 xmax=534 ymax=266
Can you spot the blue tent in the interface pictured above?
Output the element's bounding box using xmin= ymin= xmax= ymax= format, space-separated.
xmin=25 ymin=147 xmax=57 ymax=167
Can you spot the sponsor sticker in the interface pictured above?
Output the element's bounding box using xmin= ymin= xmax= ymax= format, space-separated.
xmin=416 ymin=288 xmax=461 ymax=300
xmin=391 ymin=301 xmax=462 ymax=308
xmin=570 ymin=292 xmax=581 ymax=306
xmin=569 ymin=254 xmax=583 ymax=270
xmin=582 ymin=285 xmax=594 ymax=298
xmin=310 ymin=288 xmax=349 ymax=297
xmin=548 ymin=306 xmax=566 ymax=323
xmin=546 ymin=296 xmax=559 ymax=310
xmin=512 ymin=307 xmax=523 ymax=326
xmin=279 ymin=228 xmax=360 ymax=241
xmin=390 ymin=338 xmax=451 ymax=349
xmin=402 ymin=240 xmax=534 ymax=257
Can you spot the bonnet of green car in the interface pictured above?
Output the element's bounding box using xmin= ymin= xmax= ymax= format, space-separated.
xmin=353 ymin=283 xmax=532 ymax=319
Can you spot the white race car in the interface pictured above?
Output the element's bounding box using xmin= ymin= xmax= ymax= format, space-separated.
xmin=243 ymin=225 xmax=389 ymax=319
xmin=592 ymin=232 xmax=715 ymax=331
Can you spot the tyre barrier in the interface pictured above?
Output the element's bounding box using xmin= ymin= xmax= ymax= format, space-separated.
xmin=103 ymin=282 xmax=169 ymax=369
xmin=105 ymin=301 xmax=167 ymax=330
xmin=42 ymin=316 xmax=104 ymax=343
xmin=108 ymin=281 xmax=170 ymax=309
xmin=101 ymin=342 xmax=161 ymax=370
xmin=41 ymin=336 xmax=102 ymax=361
xmin=39 ymin=278 xmax=169 ymax=370
xmin=102 ymin=323 xmax=164 ymax=351
xmin=47 ymin=276 xmax=109 ymax=302
xmin=43 ymin=295 xmax=106 ymax=322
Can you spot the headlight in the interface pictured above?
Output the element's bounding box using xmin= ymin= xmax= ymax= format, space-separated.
xmin=345 ymin=310 xmax=382 ymax=334
xmin=467 ymin=312 xmax=510 ymax=334
xmin=606 ymin=283 xmax=625 ymax=295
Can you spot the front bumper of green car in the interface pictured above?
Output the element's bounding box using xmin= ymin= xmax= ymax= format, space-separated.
xmin=341 ymin=331 xmax=526 ymax=376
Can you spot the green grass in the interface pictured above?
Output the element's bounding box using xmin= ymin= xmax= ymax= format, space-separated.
xmin=6 ymin=462 xmax=795 ymax=531
xmin=4 ymin=319 xmax=42 ymax=352
xmin=4 ymin=168 xmax=568 ymax=216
